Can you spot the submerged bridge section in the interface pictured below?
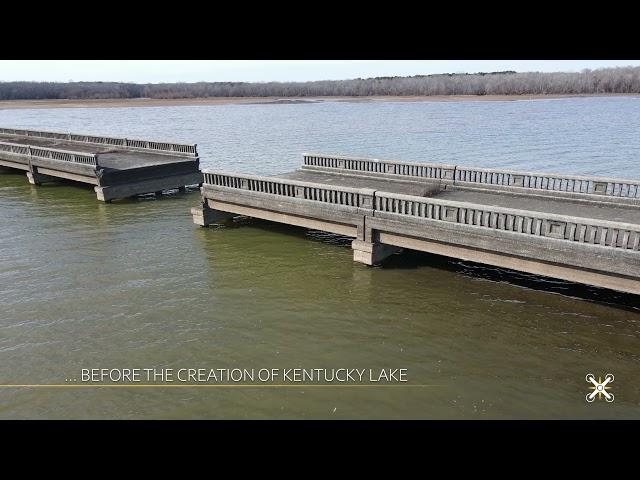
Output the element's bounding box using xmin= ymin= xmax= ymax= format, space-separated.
xmin=192 ymin=154 xmax=640 ymax=295
xmin=0 ymin=127 xmax=202 ymax=201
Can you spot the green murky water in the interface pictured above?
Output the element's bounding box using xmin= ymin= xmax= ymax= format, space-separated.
xmin=0 ymin=173 xmax=638 ymax=419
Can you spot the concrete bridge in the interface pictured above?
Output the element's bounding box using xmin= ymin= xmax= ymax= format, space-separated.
xmin=0 ymin=128 xmax=202 ymax=201
xmin=192 ymin=153 xmax=640 ymax=295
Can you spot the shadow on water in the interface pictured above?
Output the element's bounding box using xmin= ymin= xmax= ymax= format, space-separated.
xmin=0 ymin=167 xmax=25 ymax=175
xmin=384 ymin=250 xmax=639 ymax=313
xmin=36 ymin=179 xmax=201 ymax=201
xmin=1 ymin=171 xmax=96 ymax=193
xmin=218 ymin=217 xmax=640 ymax=312
xmin=221 ymin=216 xmax=352 ymax=247
xmin=0 ymin=171 xmax=200 ymax=207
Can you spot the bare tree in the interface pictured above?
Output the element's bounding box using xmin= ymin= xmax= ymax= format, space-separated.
xmin=1 ymin=67 xmax=639 ymax=101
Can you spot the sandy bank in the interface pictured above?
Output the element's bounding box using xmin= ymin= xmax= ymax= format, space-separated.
xmin=0 ymin=93 xmax=638 ymax=110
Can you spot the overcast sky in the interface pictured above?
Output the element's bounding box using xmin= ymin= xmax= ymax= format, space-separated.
xmin=1 ymin=60 xmax=638 ymax=83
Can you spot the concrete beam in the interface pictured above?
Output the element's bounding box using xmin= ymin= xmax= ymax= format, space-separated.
xmin=367 ymin=215 xmax=640 ymax=279
xmin=0 ymin=158 xmax=30 ymax=171
xmin=31 ymin=158 xmax=98 ymax=178
xmin=376 ymin=231 xmax=640 ymax=295
xmin=204 ymin=198 xmax=360 ymax=237
xmin=202 ymin=186 xmax=371 ymax=226
xmin=34 ymin=167 xmax=98 ymax=185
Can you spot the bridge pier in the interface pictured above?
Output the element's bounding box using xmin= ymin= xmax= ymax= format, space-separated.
xmin=26 ymin=170 xmax=57 ymax=185
xmin=352 ymin=239 xmax=402 ymax=266
xmin=191 ymin=204 xmax=235 ymax=226
xmin=94 ymin=187 xmax=111 ymax=202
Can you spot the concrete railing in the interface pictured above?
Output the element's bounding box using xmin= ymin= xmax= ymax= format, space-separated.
xmin=303 ymin=153 xmax=640 ymax=201
xmin=0 ymin=127 xmax=198 ymax=157
xmin=202 ymin=170 xmax=640 ymax=252
xmin=454 ymin=166 xmax=640 ymax=199
xmin=0 ymin=141 xmax=98 ymax=166
xmin=203 ymin=171 xmax=373 ymax=208
xmin=0 ymin=142 xmax=30 ymax=157
xmin=375 ymin=191 xmax=640 ymax=251
xmin=304 ymin=153 xmax=455 ymax=180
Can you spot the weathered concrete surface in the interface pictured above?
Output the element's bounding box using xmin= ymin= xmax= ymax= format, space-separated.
xmin=0 ymin=157 xmax=30 ymax=171
xmin=280 ymin=170 xmax=441 ymax=197
xmin=197 ymin=191 xmax=364 ymax=237
xmin=0 ymin=134 xmax=194 ymax=167
xmin=301 ymin=154 xmax=640 ymax=208
xmin=377 ymin=231 xmax=640 ymax=295
xmin=366 ymin=213 xmax=640 ymax=276
xmin=279 ymin=169 xmax=639 ymax=224
xmin=0 ymin=134 xmax=103 ymax=153
xmin=32 ymin=166 xmax=100 ymax=185
xmin=0 ymin=130 xmax=201 ymax=201
xmin=435 ymin=189 xmax=639 ymax=224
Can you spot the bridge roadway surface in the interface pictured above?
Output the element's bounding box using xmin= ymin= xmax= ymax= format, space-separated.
xmin=279 ymin=169 xmax=640 ymax=224
xmin=0 ymin=133 xmax=191 ymax=171
xmin=0 ymin=131 xmax=203 ymax=201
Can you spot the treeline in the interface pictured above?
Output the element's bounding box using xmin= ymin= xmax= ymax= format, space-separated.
xmin=1 ymin=67 xmax=640 ymax=100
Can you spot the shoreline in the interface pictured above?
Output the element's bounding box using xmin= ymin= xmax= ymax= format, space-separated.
xmin=0 ymin=93 xmax=638 ymax=110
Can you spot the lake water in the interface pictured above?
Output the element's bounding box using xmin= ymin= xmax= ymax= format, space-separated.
xmin=0 ymin=96 xmax=639 ymax=419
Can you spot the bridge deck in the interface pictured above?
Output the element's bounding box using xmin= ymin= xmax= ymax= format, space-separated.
xmin=0 ymin=133 xmax=192 ymax=170
xmin=280 ymin=169 xmax=639 ymax=224
xmin=0 ymin=128 xmax=202 ymax=201
xmin=279 ymin=169 xmax=440 ymax=196
xmin=435 ymin=189 xmax=639 ymax=224
xmin=195 ymin=154 xmax=640 ymax=295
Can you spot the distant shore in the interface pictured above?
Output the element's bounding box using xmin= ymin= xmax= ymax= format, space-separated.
xmin=0 ymin=93 xmax=638 ymax=110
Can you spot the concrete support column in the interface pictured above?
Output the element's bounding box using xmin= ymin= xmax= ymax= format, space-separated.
xmin=441 ymin=167 xmax=456 ymax=186
xmin=26 ymin=171 xmax=56 ymax=185
xmin=191 ymin=204 xmax=235 ymax=227
xmin=352 ymin=239 xmax=401 ymax=266
xmin=94 ymin=186 xmax=111 ymax=202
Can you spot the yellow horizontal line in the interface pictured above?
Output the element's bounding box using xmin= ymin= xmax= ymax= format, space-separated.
xmin=0 ymin=384 xmax=438 ymax=388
